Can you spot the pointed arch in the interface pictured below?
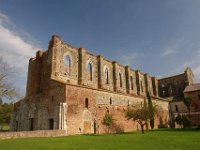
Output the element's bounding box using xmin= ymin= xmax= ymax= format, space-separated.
xmin=88 ymin=62 xmax=92 ymax=81
xmin=130 ymin=76 xmax=134 ymax=90
xmin=65 ymin=55 xmax=71 ymax=75
xmin=105 ymin=67 xmax=109 ymax=84
xmin=119 ymin=72 xmax=122 ymax=88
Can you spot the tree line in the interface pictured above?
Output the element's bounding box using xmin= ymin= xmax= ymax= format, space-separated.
xmin=0 ymin=56 xmax=20 ymax=130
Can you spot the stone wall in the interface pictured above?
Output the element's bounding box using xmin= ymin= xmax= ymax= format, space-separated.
xmin=158 ymin=68 xmax=194 ymax=99
xmin=0 ymin=130 xmax=67 ymax=140
xmin=47 ymin=35 xmax=157 ymax=98
xmin=184 ymin=90 xmax=200 ymax=111
xmin=64 ymin=84 xmax=169 ymax=135
xmin=11 ymin=35 xmax=170 ymax=134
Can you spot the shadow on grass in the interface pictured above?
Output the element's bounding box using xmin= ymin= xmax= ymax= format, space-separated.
xmin=82 ymin=131 xmax=140 ymax=137
xmin=83 ymin=127 xmax=200 ymax=136
xmin=148 ymin=126 xmax=200 ymax=132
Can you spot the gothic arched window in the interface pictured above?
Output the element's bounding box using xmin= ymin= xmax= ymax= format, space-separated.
xmin=130 ymin=76 xmax=134 ymax=90
xmin=119 ymin=73 xmax=122 ymax=88
xmin=105 ymin=67 xmax=109 ymax=84
xmin=88 ymin=62 xmax=92 ymax=81
xmin=65 ymin=55 xmax=71 ymax=75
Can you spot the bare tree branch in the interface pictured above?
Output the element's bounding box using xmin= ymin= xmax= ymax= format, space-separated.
xmin=0 ymin=56 xmax=20 ymax=103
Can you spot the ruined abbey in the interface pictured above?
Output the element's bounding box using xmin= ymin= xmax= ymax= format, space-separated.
xmin=10 ymin=35 xmax=196 ymax=134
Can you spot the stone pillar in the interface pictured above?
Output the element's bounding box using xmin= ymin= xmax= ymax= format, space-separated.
xmin=152 ymin=77 xmax=158 ymax=97
xmin=125 ymin=66 xmax=130 ymax=94
xmin=145 ymin=73 xmax=153 ymax=96
xmin=48 ymin=35 xmax=62 ymax=79
xmin=135 ymin=70 xmax=140 ymax=95
xmin=58 ymin=102 xmax=67 ymax=130
xmin=112 ymin=61 xmax=117 ymax=91
xmin=78 ymin=48 xmax=87 ymax=85
xmin=97 ymin=55 xmax=103 ymax=89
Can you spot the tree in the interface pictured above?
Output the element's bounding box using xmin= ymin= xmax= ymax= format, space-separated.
xmin=0 ymin=57 xmax=19 ymax=103
xmin=102 ymin=112 xmax=115 ymax=133
xmin=175 ymin=114 xmax=191 ymax=129
xmin=125 ymin=102 xmax=148 ymax=133
xmin=175 ymin=114 xmax=183 ymax=128
xmin=147 ymin=92 xmax=155 ymax=130
xmin=183 ymin=97 xmax=192 ymax=115
xmin=0 ymin=101 xmax=13 ymax=130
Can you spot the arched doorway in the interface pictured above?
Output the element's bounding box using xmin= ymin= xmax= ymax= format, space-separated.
xmin=82 ymin=110 xmax=93 ymax=134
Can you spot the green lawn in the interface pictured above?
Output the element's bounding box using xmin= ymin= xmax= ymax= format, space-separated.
xmin=0 ymin=129 xmax=200 ymax=150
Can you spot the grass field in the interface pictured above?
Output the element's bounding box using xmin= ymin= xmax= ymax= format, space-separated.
xmin=0 ymin=129 xmax=200 ymax=150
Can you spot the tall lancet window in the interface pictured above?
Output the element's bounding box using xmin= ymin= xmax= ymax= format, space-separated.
xmin=119 ymin=73 xmax=122 ymax=88
xmin=88 ymin=62 xmax=92 ymax=81
xmin=65 ymin=55 xmax=71 ymax=75
xmin=130 ymin=76 xmax=134 ymax=90
xmin=105 ymin=67 xmax=109 ymax=84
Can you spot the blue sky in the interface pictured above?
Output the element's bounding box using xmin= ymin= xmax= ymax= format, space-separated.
xmin=0 ymin=0 xmax=200 ymax=99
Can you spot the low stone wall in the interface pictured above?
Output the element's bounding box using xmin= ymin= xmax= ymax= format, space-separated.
xmin=0 ymin=130 xmax=67 ymax=140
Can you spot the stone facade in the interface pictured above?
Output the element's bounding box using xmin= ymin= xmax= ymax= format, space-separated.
xmin=157 ymin=68 xmax=200 ymax=127
xmin=11 ymin=35 xmax=170 ymax=134
xmin=158 ymin=68 xmax=194 ymax=100
xmin=183 ymin=84 xmax=200 ymax=126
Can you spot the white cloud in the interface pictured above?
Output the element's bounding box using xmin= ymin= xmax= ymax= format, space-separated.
xmin=0 ymin=12 xmax=41 ymax=75
xmin=0 ymin=12 xmax=12 ymax=25
xmin=118 ymin=52 xmax=144 ymax=66
xmin=0 ymin=12 xmax=43 ymax=97
xmin=163 ymin=48 xmax=175 ymax=56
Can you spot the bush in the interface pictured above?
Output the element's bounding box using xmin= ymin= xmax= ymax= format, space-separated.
xmin=182 ymin=115 xmax=192 ymax=129
xmin=102 ymin=113 xmax=115 ymax=133
xmin=175 ymin=114 xmax=191 ymax=129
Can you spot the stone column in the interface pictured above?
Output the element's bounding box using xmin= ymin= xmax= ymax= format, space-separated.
xmin=97 ymin=55 xmax=103 ymax=89
xmin=58 ymin=102 xmax=67 ymax=130
xmin=125 ymin=66 xmax=130 ymax=94
xmin=112 ymin=61 xmax=117 ymax=91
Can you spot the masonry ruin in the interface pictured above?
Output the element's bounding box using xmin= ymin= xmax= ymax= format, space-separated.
xmin=11 ymin=35 xmax=174 ymax=134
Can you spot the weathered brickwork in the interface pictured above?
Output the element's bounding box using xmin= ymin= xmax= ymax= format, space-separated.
xmin=157 ymin=68 xmax=200 ymax=127
xmin=11 ymin=35 xmax=170 ymax=135
xmin=158 ymin=68 xmax=194 ymax=100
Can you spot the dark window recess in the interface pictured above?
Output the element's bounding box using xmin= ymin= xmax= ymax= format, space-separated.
xmin=130 ymin=76 xmax=133 ymax=90
xmin=119 ymin=73 xmax=122 ymax=88
xmin=88 ymin=63 xmax=92 ymax=81
xmin=105 ymin=68 xmax=109 ymax=84
xmin=175 ymin=105 xmax=178 ymax=112
xmin=49 ymin=119 xmax=54 ymax=130
xmin=85 ymin=98 xmax=89 ymax=108
xmin=30 ymin=118 xmax=34 ymax=131
xmin=110 ymin=98 xmax=112 ymax=105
